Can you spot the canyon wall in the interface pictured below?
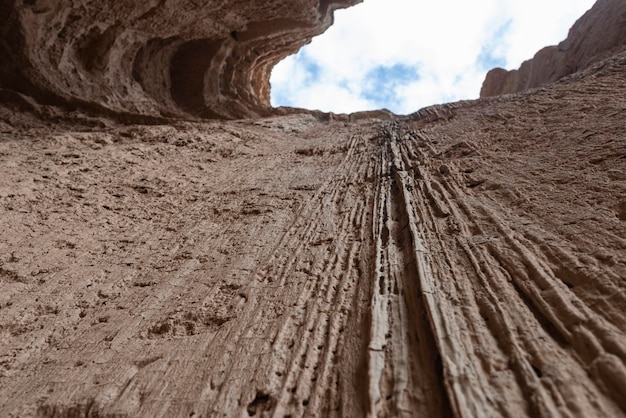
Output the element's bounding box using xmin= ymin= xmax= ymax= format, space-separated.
xmin=1 ymin=50 xmax=625 ymax=418
xmin=1 ymin=1 xmax=626 ymax=417
xmin=480 ymin=0 xmax=626 ymax=97
xmin=0 ymin=0 xmax=360 ymax=119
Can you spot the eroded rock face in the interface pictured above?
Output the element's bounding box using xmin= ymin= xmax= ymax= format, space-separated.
xmin=1 ymin=1 xmax=626 ymax=417
xmin=0 ymin=0 xmax=360 ymax=119
xmin=1 ymin=51 xmax=625 ymax=418
xmin=480 ymin=0 xmax=626 ymax=97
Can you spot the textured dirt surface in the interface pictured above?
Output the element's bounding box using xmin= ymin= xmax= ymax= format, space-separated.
xmin=480 ymin=0 xmax=626 ymax=97
xmin=1 ymin=47 xmax=625 ymax=417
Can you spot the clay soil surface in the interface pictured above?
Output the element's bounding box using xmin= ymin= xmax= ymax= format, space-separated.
xmin=1 ymin=55 xmax=625 ymax=417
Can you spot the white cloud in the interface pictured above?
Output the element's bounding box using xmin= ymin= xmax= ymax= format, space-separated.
xmin=270 ymin=0 xmax=596 ymax=114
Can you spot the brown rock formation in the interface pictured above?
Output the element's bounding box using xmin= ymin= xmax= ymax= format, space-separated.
xmin=0 ymin=0 xmax=360 ymax=119
xmin=1 ymin=1 xmax=626 ymax=417
xmin=1 ymin=52 xmax=626 ymax=417
xmin=480 ymin=0 xmax=626 ymax=97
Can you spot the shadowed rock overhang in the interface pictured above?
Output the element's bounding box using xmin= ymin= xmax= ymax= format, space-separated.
xmin=0 ymin=0 xmax=361 ymax=120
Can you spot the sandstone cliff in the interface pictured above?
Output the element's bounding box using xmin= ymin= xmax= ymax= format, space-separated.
xmin=1 ymin=1 xmax=626 ymax=417
xmin=0 ymin=0 xmax=360 ymax=119
xmin=480 ymin=0 xmax=626 ymax=97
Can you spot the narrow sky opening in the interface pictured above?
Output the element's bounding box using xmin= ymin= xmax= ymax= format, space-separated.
xmin=270 ymin=0 xmax=596 ymax=114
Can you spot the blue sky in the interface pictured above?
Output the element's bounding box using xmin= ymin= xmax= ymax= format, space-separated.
xmin=270 ymin=0 xmax=596 ymax=114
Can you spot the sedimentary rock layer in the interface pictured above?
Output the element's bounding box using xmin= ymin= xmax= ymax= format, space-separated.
xmin=0 ymin=0 xmax=360 ymax=119
xmin=1 ymin=0 xmax=626 ymax=416
xmin=1 ymin=49 xmax=625 ymax=417
xmin=480 ymin=0 xmax=626 ymax=97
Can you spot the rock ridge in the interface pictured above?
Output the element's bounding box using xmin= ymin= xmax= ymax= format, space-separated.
xmin=480 ymin=0 xmax=626 ymax=97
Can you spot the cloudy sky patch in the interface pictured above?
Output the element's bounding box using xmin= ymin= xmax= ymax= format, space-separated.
xmin=270 ymin=0 xmax=595 ymax=114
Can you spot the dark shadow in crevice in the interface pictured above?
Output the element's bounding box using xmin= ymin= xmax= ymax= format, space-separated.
xmin=169 ymin=38 xmax=225 ymax=119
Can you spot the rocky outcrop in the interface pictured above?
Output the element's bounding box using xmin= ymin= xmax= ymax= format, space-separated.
xmin=0 ymin=0 xmax=360 ymax=119
xmin=1 ymin=51 xmax=625 ymax=418
xmin=480 ymin=0 xmax=626 ymax=97
xmin=1 ymin=1 xmax=626 ymax=417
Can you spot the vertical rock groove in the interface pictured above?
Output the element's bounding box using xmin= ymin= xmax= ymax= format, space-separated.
xmin=377 ymin=114 xmax=626 ymax=417
xmin=368 ymin=125 xmax=453 ymax=417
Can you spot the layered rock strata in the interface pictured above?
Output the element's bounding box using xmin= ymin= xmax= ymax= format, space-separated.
xmin=480 ymin=0 xmax=626 ymax=97
xmin=0 ymin=0 xmax=360 ymax=119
